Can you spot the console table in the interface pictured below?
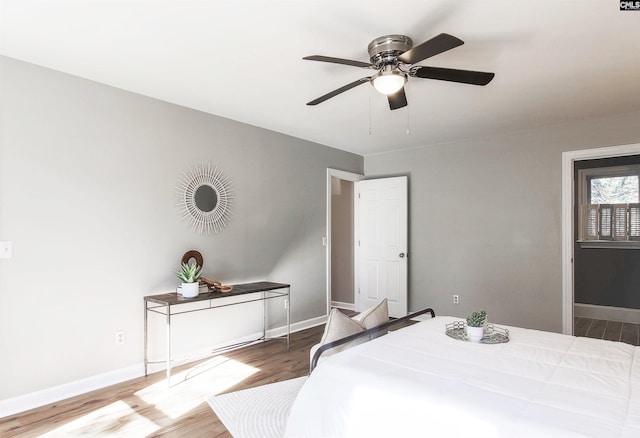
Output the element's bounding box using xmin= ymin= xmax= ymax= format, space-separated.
xmin=144 ymin=281 xmax=290 ymax=384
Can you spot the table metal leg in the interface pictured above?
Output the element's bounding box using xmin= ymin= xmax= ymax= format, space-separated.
xmin=286 ymin=287 xmax=290 ymax=350
xmin=166 ymin=304 xmax=171 ymax=387
xmin=144 ymin=302 xmax=148 ymax=376
xmin=262 ymin=291 xmax=267 ymax=342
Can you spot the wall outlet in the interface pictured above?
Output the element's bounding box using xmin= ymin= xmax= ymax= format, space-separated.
xmin=453 ymin=294 xmax=460 ymax=304
xmin=115 ymin=331 xmax=125 ymax=345
xmin=284 ymin=299 xmax=289 ymax=309
xmin=0 ymin=241 xmax=12 ymax=259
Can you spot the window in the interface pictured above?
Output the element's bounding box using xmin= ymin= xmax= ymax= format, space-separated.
xmin=589 ymin=175 xmax=638 ymax=204
xmin=578 ymin=164 xmax=640 ymax=246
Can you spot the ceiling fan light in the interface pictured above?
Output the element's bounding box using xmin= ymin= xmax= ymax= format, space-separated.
xmin=372 ymin=70 xmax=406 ymax=95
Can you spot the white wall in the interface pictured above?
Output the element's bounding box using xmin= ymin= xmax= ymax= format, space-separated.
xmin=365 ymin=110 xmax=640 ymax=333
xmin=0 ymin=56 xmax=363 ymax=403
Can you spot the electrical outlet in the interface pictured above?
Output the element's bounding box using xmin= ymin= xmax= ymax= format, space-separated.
xmin=284 ymin=299 xmax=289 ymax=309
xmin=0 ymin=241 xmax=12 ymax=259
xmin=115 ymin=331 xmax=125 ymax=345
xmin=453 ymin=295 xmax=460 ymax=304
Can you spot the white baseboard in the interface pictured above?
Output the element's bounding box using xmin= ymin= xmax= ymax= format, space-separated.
xmin=0 ymin=364 xmax=142 ymax=419
xmin=267 ymin=315 xmax=326 ymax=337
xmin=574 ymin=303 xmax=640 ymax=324
xmin=331 ymin=301 xmax=355 ymax=311
xmin=0 ymin=314 xmax=327 ymax=419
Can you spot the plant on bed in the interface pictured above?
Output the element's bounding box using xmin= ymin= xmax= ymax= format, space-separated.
xmin=176 ymin=261 xmax=203 ymax=298
xmin=466 ymin=310 xmax=487 ymax=327
xmin=466 ymin=310 xmax=487 ymax=343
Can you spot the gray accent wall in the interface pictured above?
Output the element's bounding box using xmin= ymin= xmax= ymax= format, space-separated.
xmin=0 ymin=56 xmax=363 ymax=400
xmin=365 ymin=111 xmax=640 ymax=333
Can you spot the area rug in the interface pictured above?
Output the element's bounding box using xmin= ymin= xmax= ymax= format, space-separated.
xmin=207 ymin=376 xmax=307 ymax=438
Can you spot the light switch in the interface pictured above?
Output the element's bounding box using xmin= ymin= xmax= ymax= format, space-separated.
xmin=0 ymin=241 xmax=13 ymax=259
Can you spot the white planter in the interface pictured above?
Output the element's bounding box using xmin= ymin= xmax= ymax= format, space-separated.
xmin=180 ymin=282 xmax=199 ymax=298
xmin=466 ymin=325 xmax=484 ymax=343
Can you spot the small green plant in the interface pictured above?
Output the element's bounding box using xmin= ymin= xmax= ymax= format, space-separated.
xmin=176 ymin=262 xmax=202 ymax=283
xmin=466 ymin=310 xmax=487 ymax=328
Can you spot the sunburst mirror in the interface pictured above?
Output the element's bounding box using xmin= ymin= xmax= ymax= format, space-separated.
xmin=176 ymin=163 xmax=233 ymax=234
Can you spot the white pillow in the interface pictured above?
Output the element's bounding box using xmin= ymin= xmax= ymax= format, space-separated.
xmin=312 ymin=309 xmax=365 ymax=368
xmin=352 ymin=298 xmax=388 ymax=330
xmin=320 ymin=308 xmax=364 ymax=345
xmin=314 ymin=299 xmax=389 ymax=365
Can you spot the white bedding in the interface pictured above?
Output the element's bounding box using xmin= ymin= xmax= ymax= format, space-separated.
xmin=285 ymin=316 xmax=640 ymax=437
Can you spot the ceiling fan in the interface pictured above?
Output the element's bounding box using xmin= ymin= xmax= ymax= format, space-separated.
xmin=304 ymin=33 xmax=495 ymax=110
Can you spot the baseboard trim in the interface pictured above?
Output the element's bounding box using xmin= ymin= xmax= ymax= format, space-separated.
xmin=267 ymin=315 xmax=326 ymax=337
xmin=574 ymin=303 xmax=640 ymax=324
xmin=0 ymin=364 xmax=142 ymax=419
xmin=331 ymin=301 xmax=355 ymax=311
xmin=0 ymin=314 xmax=327 ymax=419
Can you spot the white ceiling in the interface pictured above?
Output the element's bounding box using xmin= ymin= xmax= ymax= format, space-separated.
xmin=1 ymin=0 xmax=639 ymax=156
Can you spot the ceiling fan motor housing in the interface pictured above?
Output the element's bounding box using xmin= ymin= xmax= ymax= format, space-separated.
xmin=367 ymin=35 xmax=413 ymax=68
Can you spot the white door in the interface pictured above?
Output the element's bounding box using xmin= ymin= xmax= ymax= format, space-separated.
xmin=357 ymin=176 xmax=408 ymax=317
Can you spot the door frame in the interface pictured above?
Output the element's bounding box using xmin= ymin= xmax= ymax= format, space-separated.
xmin=561 ymin=142 xmax=640 ymax=334
xmin=326 ymin=168 xmax=364 ymax=317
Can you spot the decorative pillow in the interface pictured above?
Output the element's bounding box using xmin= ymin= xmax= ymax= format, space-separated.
xmin=320 ymin=308 xmax=364 ymax=345
xmin=352 ymin=298 xmax=389 ymax=331
xmin=312 ymin=299 xmax=390 ymax=367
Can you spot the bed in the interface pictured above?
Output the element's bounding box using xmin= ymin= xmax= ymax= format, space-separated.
xmin=285 ymin=314 xmax=640 ymax=437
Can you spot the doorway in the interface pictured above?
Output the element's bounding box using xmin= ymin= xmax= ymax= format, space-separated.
xmin=561 ymin=142 xmax=640 ymax=334
xmin=326 ymin=169 xmax=363 ymax=316
xmin=326 ymin=170 xmax=409 ymax=318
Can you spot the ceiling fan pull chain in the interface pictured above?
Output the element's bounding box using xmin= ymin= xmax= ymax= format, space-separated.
xmin=406 ymin=83 xmax=410 ymax=135
xmin=368 ymin=86 xmax=372 ymax=136
xmin=406 ymin=109 xmax=410 ymax=135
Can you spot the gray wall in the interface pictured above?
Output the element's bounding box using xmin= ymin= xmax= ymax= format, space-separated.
xmin=0 ymin=56 xmax=363 ymax=400
xmin=365 ymin=110 xmax=640 ymax=333
xmin=574 ymin=155 xmax=640 ymax=309
xmin=331 ymin=178 xmax=354 ymax=304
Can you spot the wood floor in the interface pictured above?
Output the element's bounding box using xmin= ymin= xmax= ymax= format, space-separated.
xmin=574 ymin=317 xmax=640 ymax=346
xmin=0 ymin=325 xmax=324 ymax=438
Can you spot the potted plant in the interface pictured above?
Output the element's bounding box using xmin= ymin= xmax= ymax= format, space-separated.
xmin=466 ymin=310 xmax=487 ymax=342
xmin=176 ymin=261 xmax=203 ymax=298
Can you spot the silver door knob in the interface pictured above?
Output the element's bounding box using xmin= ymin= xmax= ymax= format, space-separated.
xmin=399 ymin=253 xmax=405 ymax=258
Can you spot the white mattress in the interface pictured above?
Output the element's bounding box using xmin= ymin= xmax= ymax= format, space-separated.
xmin=285 ymin=316 xmax=640 ymax=437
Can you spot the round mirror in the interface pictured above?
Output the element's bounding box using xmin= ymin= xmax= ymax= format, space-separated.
xmin=177 ymin=163 xmax=233 ymax=234
xmin=194 ymin=185 xmax=218 ymax=212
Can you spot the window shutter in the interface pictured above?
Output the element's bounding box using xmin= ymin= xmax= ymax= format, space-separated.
xmin=613 ymin=204 xmax=628 ymax=241
xmin=630 ymin=203 xmax=640 ymax=241
xmin=598 ymin=204 xmax=613 ymax=240
xmin=583 ymin=204 xmax=599 ymax=240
